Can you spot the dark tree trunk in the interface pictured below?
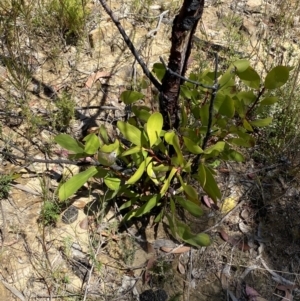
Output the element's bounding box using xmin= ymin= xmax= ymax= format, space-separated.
xmin=159 ymin=0 xmax=205 ymax=130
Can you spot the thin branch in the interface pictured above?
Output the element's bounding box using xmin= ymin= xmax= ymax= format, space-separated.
xmin=98 ymin=0 xmax=162 ymax=91
xmin=146 ymin=10 xmax=169 ymax=38
xmin=159 ymin=56 xmax=214 ymax=89
xmin=191 ymin=53 xmax=219 ymax=173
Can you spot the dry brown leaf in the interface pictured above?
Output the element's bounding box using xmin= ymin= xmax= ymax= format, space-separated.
xmin=245 ymin=284 xmax=261 ymax=301
xmin=160 ymin=246 xmax=190 ymax=254
xmin=79 ymin=217 xmax=89 ymax=230
xmin=277 ymin=284 xmax=296 ymax=301
xmin=219 ymin=229 xmax=250 ymax=252
xmin=177 ymin=261 xmax=185 ymax=274
xmin=202 ymin=195 xmax=219 ymax=210
xmin=85 ymin=71 xmax=111 ymax=88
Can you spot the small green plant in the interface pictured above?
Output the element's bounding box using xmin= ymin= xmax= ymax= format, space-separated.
xmin=0 ymin=174 xmax=14 ymax=199
xmin=46 ymin=0 xmax=88 ymax=44
xmin=53 ymin=92 xmax=76 ymax=130
xmin=54 ymin=59 xmax=290 ymax=247
xmin=39 ymin=200 xmax=60 ymax=226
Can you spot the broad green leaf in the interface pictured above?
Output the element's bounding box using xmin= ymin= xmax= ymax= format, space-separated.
xmin=94 ymin=167 xmax=108 ymax=178
xmin=260 ymin=96 xmax=278 ymax=105
xmin=59 ymin=167 xmax=98 ymax=201
xmin=146 ymin=161 xmax=159 ymax=184
xmin=198 ymin=163 xmax=206 ymax=187
xmin=154 ymin=209 xmax=164 ymax=223
xmin=219 ymin=95 xmax=234 ymax=118
xmin=237 ymin=91 xmax=256 ymax=105
xmin=175 ymin=219 xmax=210 ymax=247
xmin=152 ymin=63 xmax=166 ymax=81
xmin=126 ymin=157 xmax=149 ymax=184
xmin=250 ymin=117 xmax=273 ymax=127
xmin=121 ymin=146 xmax=141 ymax=156
xmin=233 ymin=59 xmax=250 ymax=73
xmin=264 ymin=66 xmax=289 ymax=89
xmin=152 ymin=164 xmax=172 ymax=172
xmin=55 ymin=134 xmax=84 ymax=154
xmin=147 ymin=112 xmax=163 ymax=147
xmin=176 ymin=196 xmax=203 ymax=217
xmin=104 ymin=177 xmax=121 ymax=190
xmin=237 ymin=66 xmax=260 ymax=89
xmin=164 ymin=131 xmax=175 ymax=144
xmin=183 ymin=184 xmax=199 ymax=203
xmin=132 ymin=106 xmax=151 ymax=122
xmin=227 ymin=137 xmax=253 ymax=148
xmin=119 ymin=199 xmax=137 ymax=211
xmin=98 ymin=150 xmax=118 ymax=166
xmin=181 ymin=106 xmax=188 ymax=127
xmin=199 ymin=104 xmax=209 ymax=126
xmin=233 ymin=97 xmax=246 ymax=118
xmin=204 ymin=141 xmax=225 ymax=154
xmin=219 ymin=68 xmax=234 ymax=88
xmin=83 ymin=133 xmax=100 ymax=155
xmin=214 ymin=92 xmax=225 ymax=111
xmin=180 ymin=85 xmax=193 ymax=99
xmin=120 ymin=90 xmax=144 ymax=105
xmin=135 ymin=194 xmax=160 ymax=218
xmin=183 ymin=137 xmax=203 ymax=154
xmin=172 ymin=135 xmax=184 ymax=166
xmin=197 ymin=165 xmax=221 ymax=202
xmin=100 ymin=140 xmax=119 ymax=152
xmin=99 ymin=125 xmax=109 ymax=144
xmin=223 ymin=148 xmax=245 ymax=162
xmin=243 ymin=119 xmax=253 ymax=131
xmin=117 ymin=121 xmax=142 ymax=146
xmin=160 ymin=167 xmax=177 ymax=195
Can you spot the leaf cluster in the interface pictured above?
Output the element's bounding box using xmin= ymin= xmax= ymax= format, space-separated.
xmin=55 ymin=60 xmax=290 ymax=247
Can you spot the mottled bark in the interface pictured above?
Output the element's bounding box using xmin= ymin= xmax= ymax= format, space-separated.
xmin=159 ymin=0 xmax=205 ymax=130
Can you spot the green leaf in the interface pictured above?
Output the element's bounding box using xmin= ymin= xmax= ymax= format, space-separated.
xmin=55 ymin=134 xmax=84 ymax=154
xmin=174 ymin=218 xmax=210 ymax=247
xmin=180 ymin=85 xmax=193 ymax=99
xmin=260 ymin=96 xmax=278 ymax=105
xmin=119 ymin=199 xmax=137 ymax=211
xmin=152 ymin=63 xmax=166 ymax=81
xmin=59 ymin=167 xmax=98 ymax=201
xmin=237 ymin=66 xmax=260 ymax=89
xmin=233 ymin=59 xmax=250 ymax=73
xmin=204 ymin=141 xmax=225 ymax=154
xmin=182 ymin=184 xmax=199 ymax=203
xmin=121 ymin=146 xmax=142 ymax=156
xmin=164 ymin=131 xmax=175 ymax=144
xmin=264 ymin=66 xmax=289 ymax=90
xmin=99 ymin=125 xmax=109 ymax=144
xmin=120 ymin=90 xmax=144 ymax=105
xmin=219 ymin=68 xmax=234 ymax=88
xmin=183 ymin=137 xmax=203 ymax=154
xmin=134 ymin=194 xmax=160 ymax=217
xmin=218 ymin=95 xmax=235 ymax=118
xmin=172 ymin=135 xmax=184 ymax=166
xmin=125 ymin=158 xmax=146 ymax=184
xmin=100 ymin=140 xmax=119 ymax=152
xmin=197 ymin=164 xmax=221 ymax=202
xmin=250 ymin=117 xmax=273 ymax=127
xmin=176 ymin=196 xmax=203 ymax=217
xmin=146 ymin=161 xmax=160 ymax=184
xmin=104 ymin=177 xmax=121 ymax=190
xmin=147 ymin=112 xmax=163 ymax=147
xmin=160 ymin=167 xmax=177 ymax=195
xmin=234 ymin=97 xmax=246 ymax=118
xmin=237 ymin=91 xmax=256 ymax=105
xmin=132 ymin=106 xmax=151 ymax=122
xmin=199 ymin=104 xmax=209 ymax=126
xmin=243 ymin=119 xmax=253 ymax=132
xmin=117 ymin=121 xmax=142 ymax=146
xmin=223 ymin=147 xmax=245 ymax=162
xmin=83 ymin=133 xmax=100 ymax=155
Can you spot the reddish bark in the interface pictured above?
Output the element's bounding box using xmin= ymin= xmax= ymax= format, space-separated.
xmin=159 ymin=0 xmax=205 ymax=130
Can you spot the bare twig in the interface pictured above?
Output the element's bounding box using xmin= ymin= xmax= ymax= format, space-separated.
xmin=98 ymin=0 xmax=161 ymax=91
xmin=147 ymin=10 xmax=169 ymax=38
